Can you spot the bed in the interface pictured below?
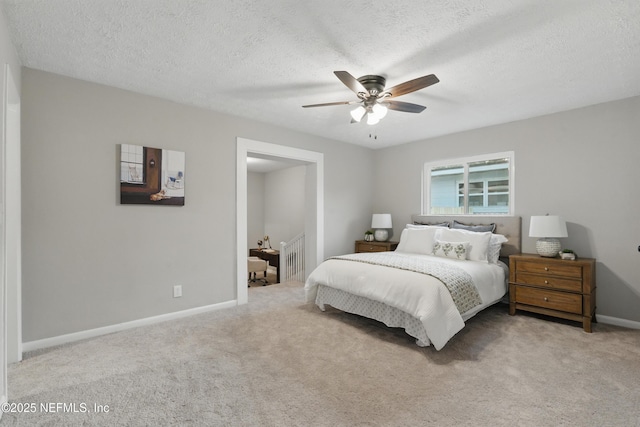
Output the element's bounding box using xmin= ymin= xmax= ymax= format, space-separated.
xmin=305 ymin=215 xmax=521 ymax=350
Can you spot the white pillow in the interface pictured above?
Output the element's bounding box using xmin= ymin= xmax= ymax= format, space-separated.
xmin=488 ymin=234 xmax=508 ymax=264
xmin=435 ymin=228 xmax=492 ymax=263
xmin=395 ymin=227 xmax=439 ymax=255
xmin=432 ymin=240 xmax=469 ymax=260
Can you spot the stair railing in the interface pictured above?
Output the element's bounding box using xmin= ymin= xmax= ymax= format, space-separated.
xmin=279 ymin=232 xmax=305 ymax=283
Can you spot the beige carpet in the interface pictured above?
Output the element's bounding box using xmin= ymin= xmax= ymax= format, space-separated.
xmin=3 ymin=282 xmax=640 ymax=426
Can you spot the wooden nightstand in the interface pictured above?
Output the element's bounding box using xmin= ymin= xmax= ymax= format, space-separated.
xmin=355 ymin=240 xmax=398 ymax=253
xmin=509 ymin=253 xmax=596 ymax=332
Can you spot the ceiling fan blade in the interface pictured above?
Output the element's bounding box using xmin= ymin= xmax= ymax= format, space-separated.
xmin=382 ymin=74 xmax=439 ymax=98
xmin=334 ymin=71 xmax=368 ymax=96
xmin=302 ymin=100 xmax=358 ymax=108
xmin=385 ymin=100 xmax=427 ymax=113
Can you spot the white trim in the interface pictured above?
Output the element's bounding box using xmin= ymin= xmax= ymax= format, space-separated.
xmin=597 ymin=315 xmax=640 ymax=330
xmin=22 ymin=300 xmax=237 ymax=353
xmin=2 ymin=65 xmax=21 ymax=410
xmin=236 ymin=137 xmax=324 ymax=306
xmin=1 ymin=64 xmax=7 ymax=412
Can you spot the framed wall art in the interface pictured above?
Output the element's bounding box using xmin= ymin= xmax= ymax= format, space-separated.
xmin=119 ymin=144 xmax=185 ymax=206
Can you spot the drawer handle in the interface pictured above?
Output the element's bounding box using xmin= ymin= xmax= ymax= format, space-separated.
xmin=543 ymin=297 xmax=549 ymax=302
xmin=544 ymin=267 xmax=549 ymax=271
xmin=544 ymin=280 xmax=549 ymax=284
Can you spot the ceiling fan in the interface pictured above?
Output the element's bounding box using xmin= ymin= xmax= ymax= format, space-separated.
xmin=303 ymin=71 xmax=439 ymax=125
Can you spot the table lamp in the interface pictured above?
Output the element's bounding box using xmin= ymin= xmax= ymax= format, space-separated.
xmin=371 ymin=214 xmax=392 ymax=241
xmin=529 ymin=215 xmax=568 ymax=257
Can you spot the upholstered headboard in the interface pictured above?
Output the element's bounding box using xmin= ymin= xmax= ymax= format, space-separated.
xmin=410 ymin=215 xmax=522 ymax=257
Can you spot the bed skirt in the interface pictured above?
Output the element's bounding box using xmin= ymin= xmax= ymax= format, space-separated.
xmin=316 ymin=284 xmax=431 ymax=347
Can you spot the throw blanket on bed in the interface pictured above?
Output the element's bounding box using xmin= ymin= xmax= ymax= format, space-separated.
xmin=330 ymin=252 xmax=482 ymax=314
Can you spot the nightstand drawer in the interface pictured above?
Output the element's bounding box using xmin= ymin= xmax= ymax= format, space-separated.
xmin=516 ymin=272 xmax=583 ymax=292
xmin=517 ymin=260 xmax=583 ymax=279
xmin=514 ymin=286 xmax=582 ymax=314
xmin=356 ymin=243 xmax=387 ymax=253
xmin=354 ymin=240 xmax=398 ymax=253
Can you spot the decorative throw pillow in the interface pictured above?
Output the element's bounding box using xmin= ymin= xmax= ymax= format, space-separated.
xmin=435 ymin=228 xmax=492 ymax=262
xmin=407 ymin=222 xmax=449 ymax=228
xmin=413 ymin=221 xmax=450 ymax=228
xmin=451 ymin=220 xmax=496 ymax=233
xmin=432 ymin=240 xmax=469 ymax=260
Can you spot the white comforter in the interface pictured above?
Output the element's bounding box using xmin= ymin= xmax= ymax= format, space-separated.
xmin=305 ymin=253 xmax=506 ymax=350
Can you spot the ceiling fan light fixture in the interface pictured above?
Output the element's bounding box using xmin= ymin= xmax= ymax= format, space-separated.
xmin=302 ymin=71 xmax=438 ymax=125
xmin=350 ymin=105 xmax=366 ymax=122
xmin=371 ymin=103 xmax=388 ymax=120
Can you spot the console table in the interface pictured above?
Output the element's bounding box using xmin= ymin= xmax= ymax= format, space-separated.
xmin=249 ymin=249 xmax=280 ymax=283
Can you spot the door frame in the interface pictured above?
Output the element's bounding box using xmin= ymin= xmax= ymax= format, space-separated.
xmin=236 ymin=138 xmax=323 ymax=304
xmin=2 ymin=64 xmax=22 ymax=410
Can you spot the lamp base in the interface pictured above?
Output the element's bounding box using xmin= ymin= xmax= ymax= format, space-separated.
xmin=536 ymin=238 xmax=561 ymax=257
xmin=374 ymin=229 xmax=389 ymax=242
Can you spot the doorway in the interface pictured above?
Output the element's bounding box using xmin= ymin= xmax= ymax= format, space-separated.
xmin=236 ymin=138 xmax=324 ymax=304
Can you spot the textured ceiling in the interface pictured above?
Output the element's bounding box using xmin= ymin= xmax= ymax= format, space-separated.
xmin=2 ymin=0 xmax=640 ymax=149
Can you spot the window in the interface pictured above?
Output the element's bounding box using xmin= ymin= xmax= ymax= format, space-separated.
xmin=120 ymin=144 xmax=145 ymax=184
xmin=423 ymin=152 xmax=514 ymax=215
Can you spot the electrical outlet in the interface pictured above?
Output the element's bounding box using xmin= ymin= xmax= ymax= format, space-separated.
xmin=173 ymin=285 xmax=182 ymax=298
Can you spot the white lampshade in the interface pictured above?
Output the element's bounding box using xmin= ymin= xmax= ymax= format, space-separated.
xmin=529 ymin=215 xmax=568 ymax=238
xmin=372 ymin=214 xmax=392 ymax=241
xmin=350 ymin=105 xmax=366 ymax=122
xmin=371 ymin=103 xmax=388 ymax=120
xmin=529 ymin=215 xmax=567 ymax=257
xmin=372 ymin=214 xmax=392 ymax=229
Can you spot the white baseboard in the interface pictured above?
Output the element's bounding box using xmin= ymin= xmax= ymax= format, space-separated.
xmin=22 ymin=300 xmax=238 ymax=353
xmin=597 ymin=314 xmax=640 ymax=330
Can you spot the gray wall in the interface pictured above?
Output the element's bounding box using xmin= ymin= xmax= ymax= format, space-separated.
xmin=21 ymin=68 xmax=374 ymax=342
xmin=247 ymin=172 xmax=265 ymax=251
xmin=264 ymin=165 xmax=306 ymax=246
xmin=374 ymin=95 xmax=640 ymax=322
xmin=247 ymin=165 xmax=306 ymax=251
